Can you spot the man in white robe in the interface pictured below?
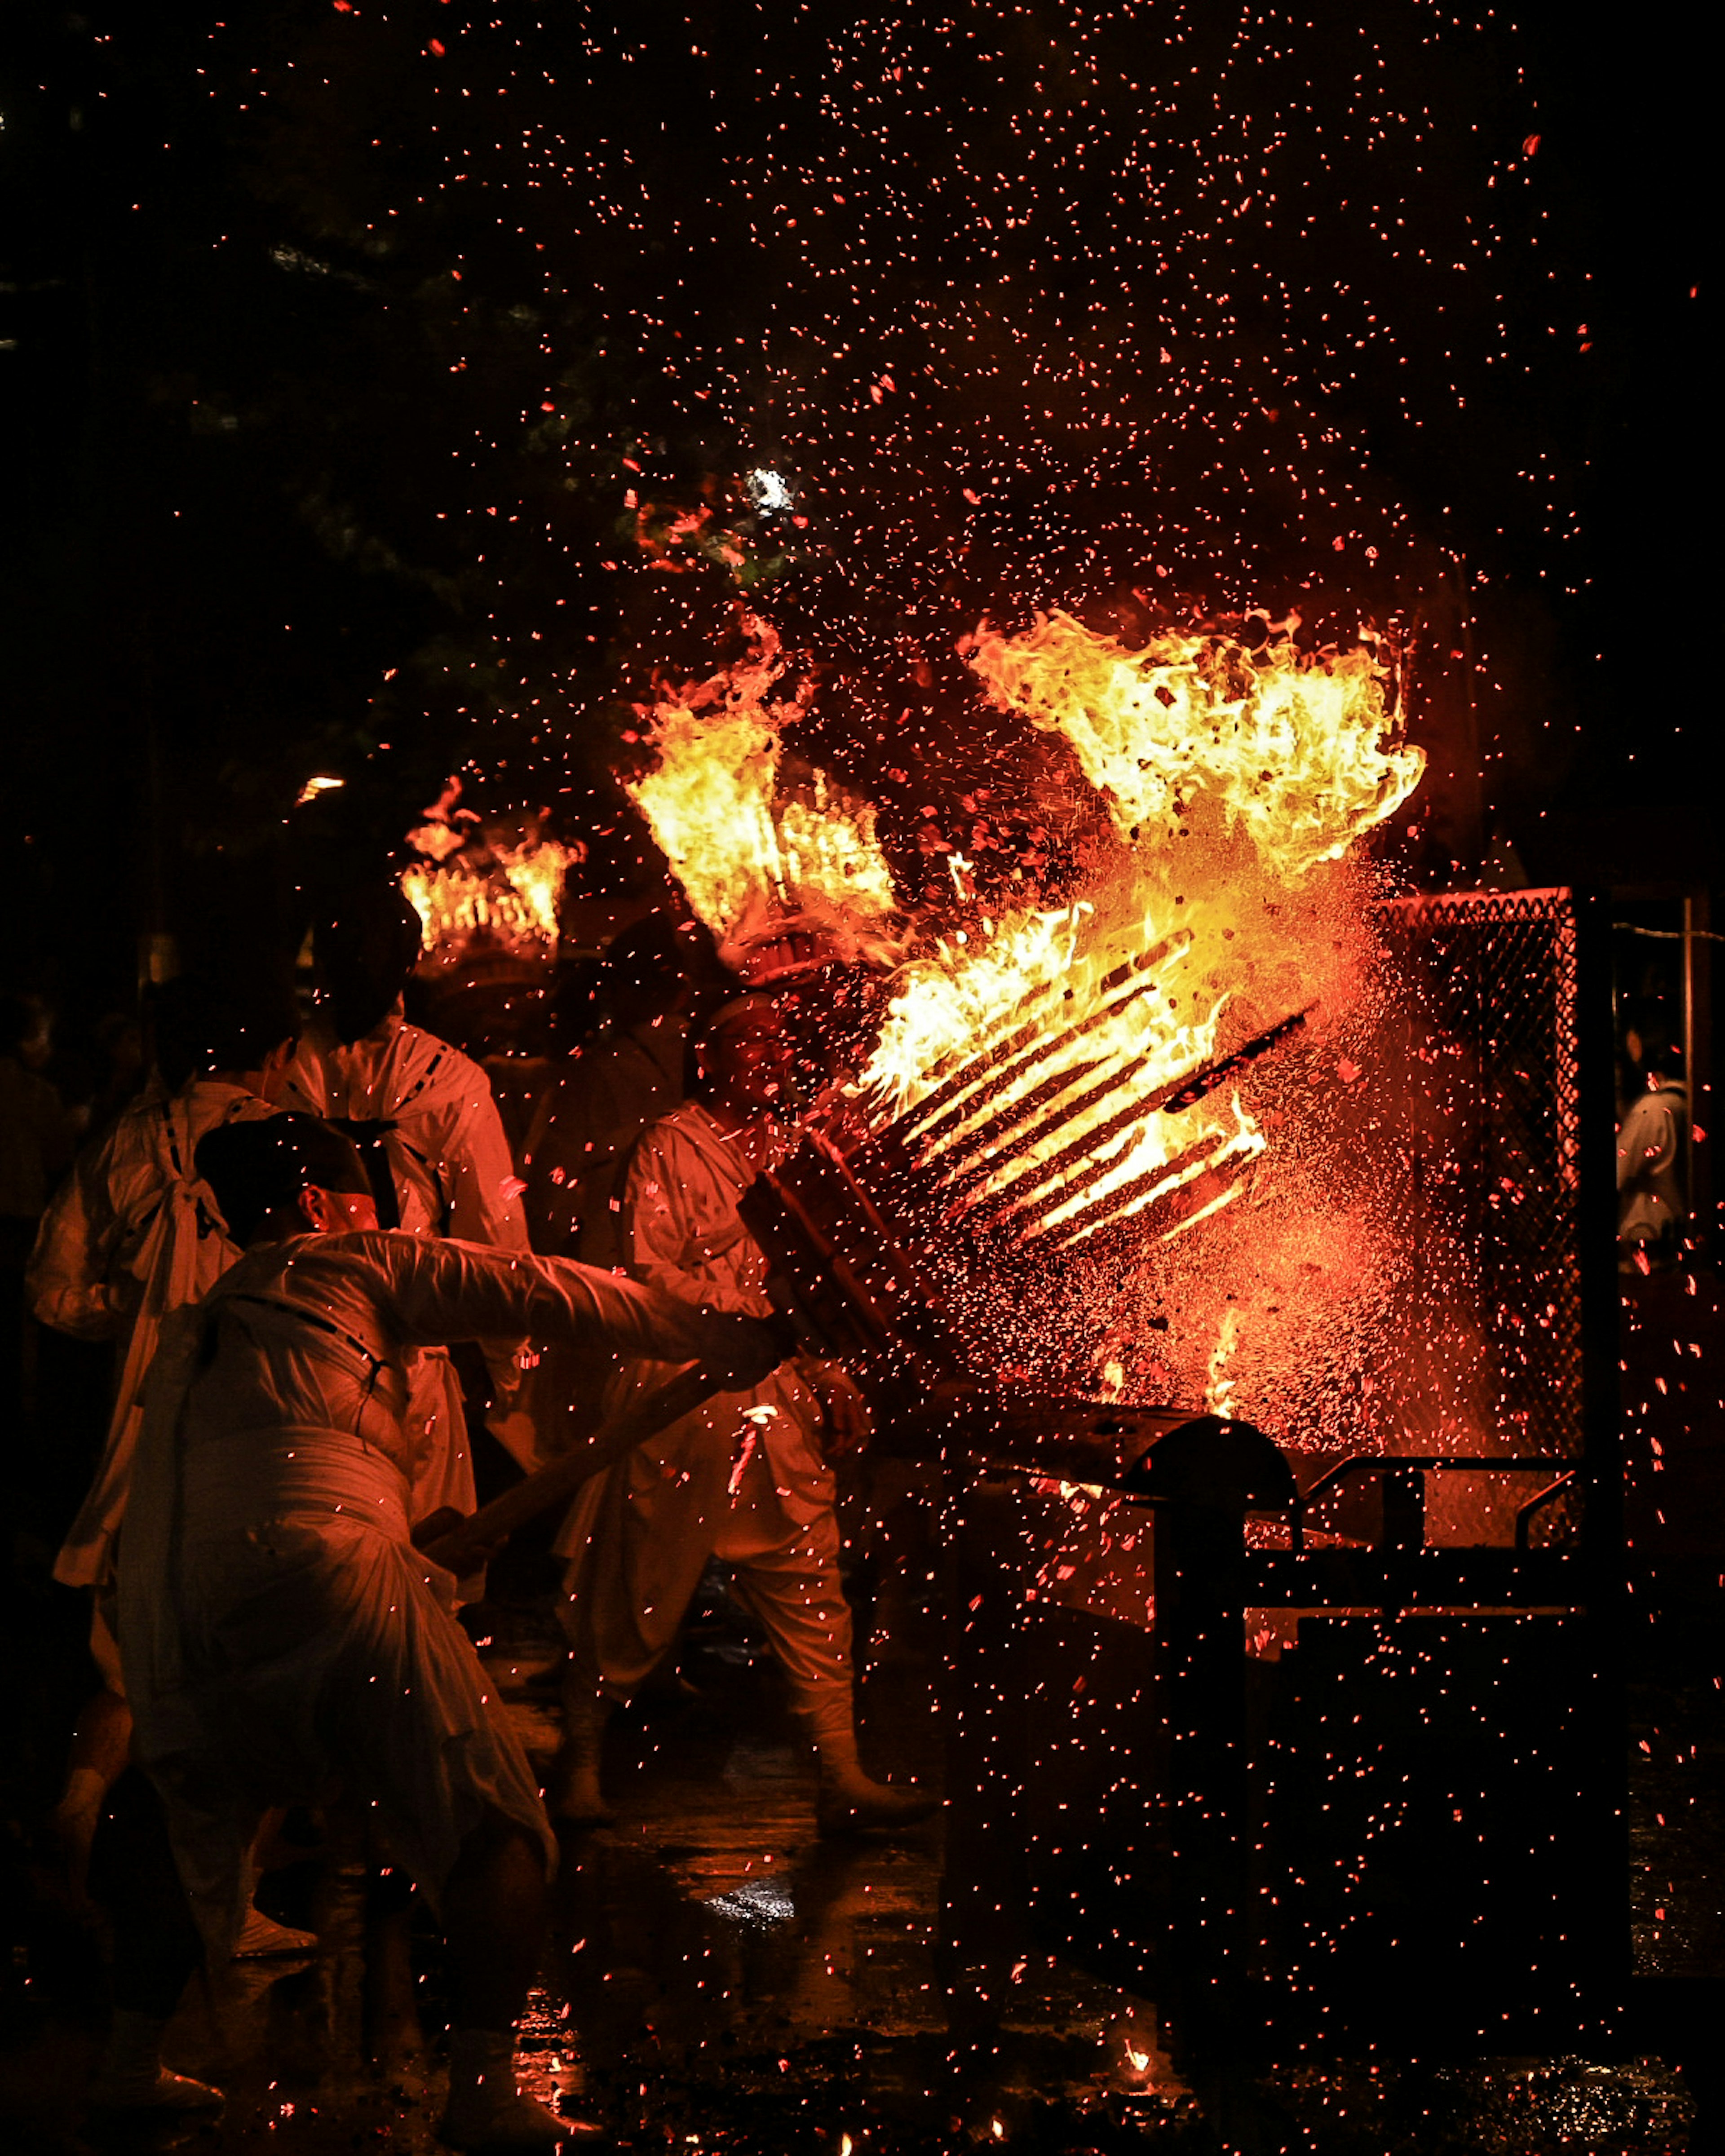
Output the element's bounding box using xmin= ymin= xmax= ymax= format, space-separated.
xmin=115 ymin=1113 xmax=780 ymax=2143
xmin=553 ymin=996 xmax=933 ymax=1836
xmin=27 ymin=974 xmax=296 ymax=1914
xmin=1617 ymin=1018 xmax=1689 ymax=1269
xmin=495 ymin=913 xmax=696 ymax=1470
xmin=270 ymin=888 xmax=531 ymax=1504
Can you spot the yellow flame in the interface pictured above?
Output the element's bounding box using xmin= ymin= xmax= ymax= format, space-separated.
xmin=1205 ymin=1307 xmax=1244 ymax=1418
xmin=848 ymin=613 xmax=1420 ymax=1250
xmin=631 ymin=609 xmax=1423 ymax=1260
xmin=967 ymin=611 xmax=1424 ymax=879
xmin=401 ymin=839 xmax=579 ymax=954
xmin=862 ymin=900 xmax=1261 ymax=1249
xmin=626 ymin=629 xmax=896 ymax=943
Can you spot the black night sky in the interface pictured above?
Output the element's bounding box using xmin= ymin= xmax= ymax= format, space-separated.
xmin=3 ymin=1 xmax=1709 ymax=1017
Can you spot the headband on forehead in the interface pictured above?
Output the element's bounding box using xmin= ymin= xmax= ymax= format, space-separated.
xmin=195 ymin=1113 xmax=373 ymax=1246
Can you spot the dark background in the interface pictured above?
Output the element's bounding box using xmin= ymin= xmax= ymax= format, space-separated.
xmin=3 ymin=0 xmax=1709 ymax=1024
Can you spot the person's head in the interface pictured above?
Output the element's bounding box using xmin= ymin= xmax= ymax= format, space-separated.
xmin=604 ymin=913 xmax=697 ymax=1033
xmin=1625 ymin=1007 xmax=1681 ymax=1088
xmin=195 ymin=1113 xmax=378 ymax=1246
xmin=151 ymin=973 xmax=299 ymax=1092
xmin=1 ymin=991 xmax=53 ymax=1071
xmin=690 ymin=993 xmax=796 ymax=1120
xmin=314 ymin=884 xmax=425 ymax=1045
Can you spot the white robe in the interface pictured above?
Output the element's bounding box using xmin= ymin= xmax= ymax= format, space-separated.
xmin=560 ymin=1104 xmax=851 ymax=1715
xmin=271 ymin=1015 xmax=531 ymax=1503
xmin=1617 ymin=1079 xmax=1688 ymax=1250
xmin=119 ymin=1228 xmax=764 ymax=1956
xmin=27 ymin=1077 xmax=277 ymax=1590
xmin=523 ymin=1022 xmax=686 ymax=1268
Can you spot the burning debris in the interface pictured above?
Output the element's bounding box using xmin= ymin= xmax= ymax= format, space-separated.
xmin=622 ymin=605 xmax=1428 ymax=1439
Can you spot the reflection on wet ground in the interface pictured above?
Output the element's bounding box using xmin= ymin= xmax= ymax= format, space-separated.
xmin=0 ymin=1601 xmax=1707 ymax=2155
xmin=2 ymin=1267 xmax=1720 ymax=2152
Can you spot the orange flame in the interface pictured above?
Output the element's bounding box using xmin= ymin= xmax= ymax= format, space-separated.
xmin=1204 ymin=1307 xmax=1244 ymax=1418
xmin=859 ymin=614 xmax=1420 ymax=1265
xmin=625 ymin=621 xmax=898 ymax=948
xmin=966 ymin=610 xmax=1424 ymax=878
xmin=401 ymin=839 xmax=580 ymax=954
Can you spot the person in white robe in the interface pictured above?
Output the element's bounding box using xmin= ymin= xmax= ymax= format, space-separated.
xmin=1618 ymin=1016 xmax=1689 ymax=1268
xmin=270 ymin=887 xmax=531 ymax=1507
xmin=114 ymin=1112 xmax=780 ymax=2143
xmin=26 ymin=974 xmax=296 ymax=1919
xmin=553 ymin=995 xmax=933 ymax=1836
xmin=522 ymin=914 xmax=697 ymax=1268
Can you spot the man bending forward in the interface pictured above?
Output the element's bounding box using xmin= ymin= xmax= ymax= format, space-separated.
xmin=118 ymin=1114 xmax=780 ymax=2147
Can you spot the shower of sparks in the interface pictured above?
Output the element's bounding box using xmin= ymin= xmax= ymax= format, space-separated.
xmin=176 ymin=7 xmax=1587 ymax=1438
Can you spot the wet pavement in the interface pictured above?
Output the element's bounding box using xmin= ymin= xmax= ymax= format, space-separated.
xmin=1 ymin=1268 xmax=1720 ymax=2152
xmin=0 ymin=1590 xmax=1708 ymax=2156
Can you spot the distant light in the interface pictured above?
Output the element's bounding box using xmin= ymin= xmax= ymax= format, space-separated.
xmin=746 ymin=467 xmax=792 ymax=513
xmin=296 ymin=775 xmax=345 ymax=804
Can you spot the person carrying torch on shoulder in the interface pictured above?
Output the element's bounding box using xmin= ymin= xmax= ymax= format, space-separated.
xmin=551 ymin=991 xmax=935 ymax=1837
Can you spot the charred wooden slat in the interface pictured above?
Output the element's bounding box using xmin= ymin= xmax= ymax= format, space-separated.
xmin=1013 ymin=1138 xmax=1257 ymax=1249
xmin=953 ymin=1066 xmax=1181 ymax=1216
xmin=989 ymin=1132 xmax=1223 ymax=1239
xmin=1005 ymin=1140 xmax=1220 ymax=1245
xmin=913 ymin=979 xmax=1165 ymax=1162
xmin=887 ymin=929 xmax=1190 ymax=1150
xmin=931 ymin=1000 xmax=1310 ymax=1223
xmin=1150 ymin=1004 xmax=1311 ymax=1114
xmin=928 ymin=1056 xmax=1115 ymax=1200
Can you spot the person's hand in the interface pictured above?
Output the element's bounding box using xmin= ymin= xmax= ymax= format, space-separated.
xmin=411 ymin=1507 xmax=509 ymax=1571
xmin=799 ymin=1357 xmax=872 ymax=1457
xmin=696 ymin=1311 xmax=788 ymax=1390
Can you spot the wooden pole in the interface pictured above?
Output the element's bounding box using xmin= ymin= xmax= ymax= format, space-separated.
xmin=419 ymin=1361 xmax=736 ymax=1576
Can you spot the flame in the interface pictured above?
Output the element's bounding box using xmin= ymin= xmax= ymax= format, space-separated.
xmin=628 ymin=607 xmax=1426 ymax=1382
xmin=966 ymin=610 xmax=1424 ymax=879
xmin=1205 ymin=1308 xmax=1244 ymax=1418
xmin=625 ymin=621 xmax=897 ymax=947
xmin=854 ymin=613 xmax=1417 ymax=1256
xmin=865 ymin=905 xmax=1264 ymax=1248
xmin=401 ymin=839 xmax=581 ymax=954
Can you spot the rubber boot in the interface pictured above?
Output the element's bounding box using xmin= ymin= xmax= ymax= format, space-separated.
xmin=548 ymin=1680 xmax=615 ymax=1827
xmin=438 ymin=2028 xmax=576 ymax=2148
xmin=88 ymin=2009 xmax=225 ymax=2113
xmin=233 ymin=1852 xmax=319 ymax=1957
xmin=805 ymin=1699 xmax=937 ymax=1838
xmin=233 ymin=1904 xmax=320 ymax=1958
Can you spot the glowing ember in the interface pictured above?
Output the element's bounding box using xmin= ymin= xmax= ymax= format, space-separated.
xmin=625 ymin=619 xmax=898 ymax=953
xmin=401 ymin=838 xmax=581 ymax=954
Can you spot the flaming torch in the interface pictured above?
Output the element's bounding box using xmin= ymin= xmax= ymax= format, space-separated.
xmin=624 ymin=605 xmax=1425 ymax=1439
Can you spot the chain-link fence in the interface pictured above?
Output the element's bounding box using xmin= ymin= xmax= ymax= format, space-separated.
xmin=1372 ymin=888 xmax=1585 ymax=1458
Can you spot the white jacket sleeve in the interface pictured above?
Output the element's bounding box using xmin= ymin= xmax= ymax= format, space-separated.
xmin=372 ymin=1235 xmax=782 ymax=1388
xmin=26 ymin=1131 xmax=125 ymax=1339
xmin=444 ymin=1077 xmax=530 ymax=1252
